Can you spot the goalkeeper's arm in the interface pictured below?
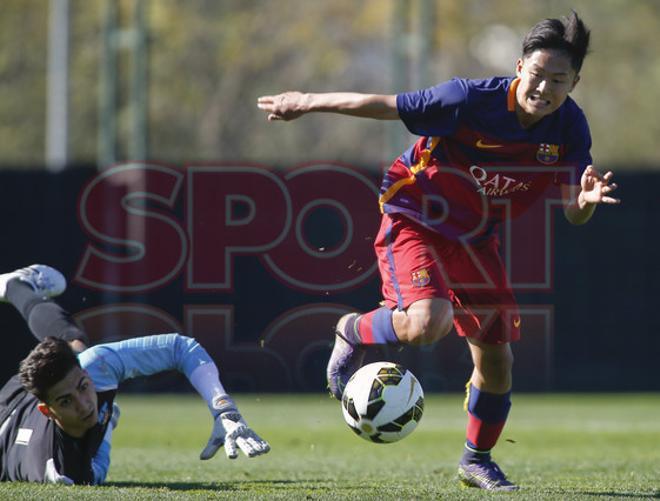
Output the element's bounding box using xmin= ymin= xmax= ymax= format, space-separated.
xmin=79 ymin=334 xmax=270 ymax=460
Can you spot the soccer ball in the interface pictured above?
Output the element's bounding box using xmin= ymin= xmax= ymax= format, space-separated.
xmin=341 ymin=362 xmax=424 ymax=443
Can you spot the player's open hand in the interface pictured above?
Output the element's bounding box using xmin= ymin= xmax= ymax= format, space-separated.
xmin=579 ymin=165 xmax=620 ymax=206
xmin=257 ymin=92 xmax=308 ymax=121
xmin=200 ymin=411 xmax=270 ymax=460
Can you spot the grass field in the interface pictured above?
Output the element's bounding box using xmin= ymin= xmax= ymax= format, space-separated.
xmin=0 ymin=393 xmax=658 ymax=500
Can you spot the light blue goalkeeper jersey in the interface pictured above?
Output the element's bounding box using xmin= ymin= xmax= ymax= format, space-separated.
xmin=79 ymin=333 xmax=214 ymax=392
xmin=78 ymin=333 xmax=216 ymax=484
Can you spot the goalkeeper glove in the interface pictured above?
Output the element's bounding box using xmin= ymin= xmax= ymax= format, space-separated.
xmin=200 ymin=397 xmax=270 ymax=460
xmin=45 ymin=458 xmax=74 ymax=485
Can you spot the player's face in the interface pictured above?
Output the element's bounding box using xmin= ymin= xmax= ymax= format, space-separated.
xmin=515 ymin=49 xmax=579 ymax=128
xmin=41 ymin=366 xmax=98 ymax=438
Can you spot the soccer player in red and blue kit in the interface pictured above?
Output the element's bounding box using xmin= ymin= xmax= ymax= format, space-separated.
xmin=258 ymin=12 xmax=619 ymax=490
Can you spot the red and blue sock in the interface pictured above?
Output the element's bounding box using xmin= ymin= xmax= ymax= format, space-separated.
xmin=347 ymin=307 xmax=399 ymax=344
xmin=461 ymin=383 xmax=511 ymax=464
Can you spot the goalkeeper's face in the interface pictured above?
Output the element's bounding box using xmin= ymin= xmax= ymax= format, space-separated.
xmin=38 ymin=366 xmax=99 ymax=438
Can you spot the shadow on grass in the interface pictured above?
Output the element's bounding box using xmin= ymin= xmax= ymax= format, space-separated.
xmin=576 ymin=491 xmax=660 ymax=499
xmin=105 ymin=479 xmax=344 ymax=492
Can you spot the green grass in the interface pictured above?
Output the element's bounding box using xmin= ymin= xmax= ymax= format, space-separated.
xmin=1 ymin=394 xmax=659 ymax=500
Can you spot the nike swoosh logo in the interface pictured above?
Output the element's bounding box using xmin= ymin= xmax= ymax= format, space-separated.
xmin=476 ymin=139 xmax=503 ymax=149
xmin=513 ymin=317 xmax=521 ymax=328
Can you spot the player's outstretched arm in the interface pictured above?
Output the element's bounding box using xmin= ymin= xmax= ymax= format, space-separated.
xmin=562 ymin=165 xmax=620 ymax=225
xmin=257 ymin=91 xmax=399 ymax=121
xmin=79 ymin=334 xmax=270 ymax=460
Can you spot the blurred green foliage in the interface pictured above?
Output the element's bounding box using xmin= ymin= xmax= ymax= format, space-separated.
xmin=1 ymin=0 xmax=658 ymax=169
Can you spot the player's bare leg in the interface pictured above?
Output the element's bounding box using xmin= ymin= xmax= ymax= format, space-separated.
xmin=458 ymin=338 xmax=518 ymax=491
xmin=326 ymin=298 xmax=452 ymax=399
xmin=467 ymin=338 xmax=513 ymax=393
xmin=391 ymin=298 xmax=453 ymax=345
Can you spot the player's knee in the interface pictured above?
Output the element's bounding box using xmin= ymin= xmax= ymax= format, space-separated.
xmin=405 ymin=300 xmax=453 ymax=345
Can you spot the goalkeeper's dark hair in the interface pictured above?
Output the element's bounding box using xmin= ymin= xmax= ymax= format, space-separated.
xmin=522 ymin=11 xmax=591 ymax=73
xmin=19 ymin=337 xmax=81 ymax=402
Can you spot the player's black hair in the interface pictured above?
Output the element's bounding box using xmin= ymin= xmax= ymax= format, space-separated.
xmin=19 ymin=337 xmax=81 ymax=402
xmin=522 ymin=11 xmax=591 ymax=73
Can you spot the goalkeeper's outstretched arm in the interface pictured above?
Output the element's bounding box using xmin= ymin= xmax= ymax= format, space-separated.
xmin=79 ymin=334 xmax=270 ymax=460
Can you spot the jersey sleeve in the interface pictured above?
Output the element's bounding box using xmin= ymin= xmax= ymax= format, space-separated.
xmin=396 ymin=78 xmax=468 ymax=137
xmin=78 ymin=334 xmax=213 ymax=391
xmin=91 ymin=421 xmax=113 ymax=484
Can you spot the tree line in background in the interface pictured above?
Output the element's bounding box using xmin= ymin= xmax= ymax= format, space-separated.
xmin=1 ymin=0 xmax=658 ymax=170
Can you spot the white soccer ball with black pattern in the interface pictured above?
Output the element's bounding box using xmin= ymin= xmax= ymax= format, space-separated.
xmin=341 ymin=361 xmax=424 ymax=443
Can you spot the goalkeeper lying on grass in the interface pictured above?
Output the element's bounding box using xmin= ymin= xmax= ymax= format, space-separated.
xmin=0 ymin=265 xmax=269 ymax=485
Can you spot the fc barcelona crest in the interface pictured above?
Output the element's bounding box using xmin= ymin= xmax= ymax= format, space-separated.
xmin=536 ymin=143 xmax=560 ymax=165
xmin=411 ymin=268 xmax=431 ymax=288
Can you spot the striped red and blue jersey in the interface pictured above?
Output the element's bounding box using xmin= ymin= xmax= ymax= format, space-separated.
xmin=380 ymin=76 xmax=592 ymax=242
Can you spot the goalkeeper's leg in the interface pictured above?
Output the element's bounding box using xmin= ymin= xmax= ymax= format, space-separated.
xmin=0 ymin=264 xmax=89 ymax=347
